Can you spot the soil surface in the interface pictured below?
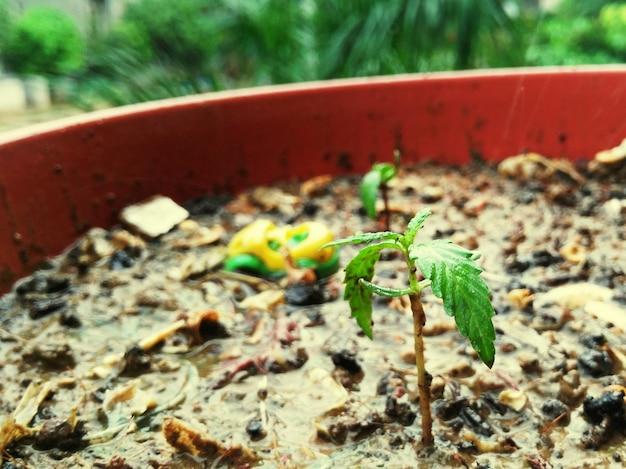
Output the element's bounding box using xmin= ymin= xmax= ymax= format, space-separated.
xmin=1 ymin=158 xmax=626 ymax=468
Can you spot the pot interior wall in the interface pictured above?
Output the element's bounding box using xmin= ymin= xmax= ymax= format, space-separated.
xmin=0 ymin=67 xmax=625 ymax=291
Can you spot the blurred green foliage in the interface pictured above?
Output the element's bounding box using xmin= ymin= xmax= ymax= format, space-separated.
xmin=74 ymin=0 xmax=526 ymax=107
xmin=0 ymin=0 xmax=11 ymax=60
xmin=599 ymin=3 xmax=626 ymax=54
xmin=78 ymin=0 xmax=317 ymax=103
xmin=0 ymin=0 xmax=624 ymax=108
xmin=73 ymin=0 xmax=213 ymax=107
xmin=314 ymin=0 xmax=522 ymax=77
xmin=526 ymin=0 xmax=626 ymax=65
xmin=3 ymin=6 xmax=84 ymax=75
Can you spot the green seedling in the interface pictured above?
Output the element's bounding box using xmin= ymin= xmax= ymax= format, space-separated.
xmin=322 ymin=207 xmax=496 ymax=446
xmin=360 ymin=150 xmax=400 ymax=231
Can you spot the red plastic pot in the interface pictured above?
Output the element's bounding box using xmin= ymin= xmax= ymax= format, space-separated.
xmin=1 ymin=66 xmax=625 ymax=292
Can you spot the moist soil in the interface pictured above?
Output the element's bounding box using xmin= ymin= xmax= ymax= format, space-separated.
xmin=1 ymin=159 xmax=626 ymax=468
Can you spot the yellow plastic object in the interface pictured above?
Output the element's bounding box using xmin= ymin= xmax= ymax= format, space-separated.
xmin=287 ymin=222 xmax=335 ymax=264
xmin=226 ymin=219 xmax=337 ymax=276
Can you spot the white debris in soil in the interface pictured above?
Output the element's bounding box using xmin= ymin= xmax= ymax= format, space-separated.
xmin=594 ymin=137 xmax=626 ymax=165
xmin=534 ymin=282 xmax=614 ymax=310
xmin=585 ymin=301 xmax=626 ymax=331
xmin=120 ymin=195 xmax=189 ymax=238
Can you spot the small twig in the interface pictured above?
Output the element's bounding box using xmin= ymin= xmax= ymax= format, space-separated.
xmin=539 ymin=410 xmax=570 ymax=435
xmin=381 ymin=182 xmax=391 ymax=232
xmin=388 ymin=365 xmax=417 ymax=377
xmin=213 ymin=270 xmax=278 ymax=291
xmin=494 ymin=370 xmax=520 ymax=390
xmin=0 ymin=328 xmax=28 ymax=344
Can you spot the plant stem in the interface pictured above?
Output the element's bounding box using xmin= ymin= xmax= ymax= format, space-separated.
xmin=409 ymin=292 xmax=433 ymax=446
xmin=381 ymin=182 xmax=391 ymax=232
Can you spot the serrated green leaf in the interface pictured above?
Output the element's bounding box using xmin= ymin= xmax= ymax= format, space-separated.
xmin=360 ymin=170 xmax=381 ymax=218
xmin=359 ymin=278 xmax=412 ymax=297
xmin=321 ymin=231 xmax=401 ymax=249
xmin=343 ymin=241 xmax=400 ymax=339
xmin=405 ymin=207 xmax=432 ymax=244
xmin=410 ymin=239 xmax=496 ymax=368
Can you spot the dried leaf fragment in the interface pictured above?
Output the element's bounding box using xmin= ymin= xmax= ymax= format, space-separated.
xmin=305 ymin=368 xmax=349 ymax=413
xmin=559 ymin=240 xmax=587 ymax=264
xmin=499 ymin=388 xmax=528 ymax=412
xmin=594 ymin=138 xmax=626 ymax=164
xmin=170 ymin=224 xmax=225 ymax=249
xmin=507 ymin=288 xmax=534 ymax=310
xmin=250 ymin=187 xmax=299 ymax=215
xmin=137 ymin=318 xmax=187 ymax=351
xmin=239 ymin=289 xmax=285 ymax=311
xmin=35 ymin=406 xmax=85 ymax=451
xmin=102 ymin=379 xmax=157 ymax=417
xmin=603 ymin=384 xmax=626 ymax=401
xmin=74 ymin=227 xmax=116 ymax=264
xmin=111 ymin=229 xmax=146 ymax=251
xmin=461 ymin=429 xmax=517 ymax=453
xmin=498 ymin=152 xmax=584 ymax=184
xmin=535 ymin=283 xmax=613 ymax=310
xmin=0 ymin=381 xmax=52 ymax=462
xmin=605 ymin=346 xmax=626 ymax=372
xmin=166 ymin=247 xmax=227 ymax=281
xmin=133 ymin=309 xmax=229 ymax=352
xmin=300 ymin=174 xmax=332 ymax=197
xmin=163 ymin=416 xmax=258 ymax=465
xmin=179 ymin=309 xmax=230 ymax=345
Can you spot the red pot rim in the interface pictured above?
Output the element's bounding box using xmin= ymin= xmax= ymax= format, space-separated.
xmin=1 ymin=66 xmax=625 ymax=291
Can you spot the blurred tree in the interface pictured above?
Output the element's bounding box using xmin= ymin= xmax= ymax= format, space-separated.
xmin=216 ymin=0 xmax=316 ymax=84
xmin=557 ymin=0 xmax=622 ymax=17
xmin=72 ymin=0 xmax=533 ymax=107
xmin=78 ymin=0 xmax=315 ymax=102
xmin=0 ymin=0 xmax=13 ymax=66
xmin=122 ymin=0 xmax=222 ymax=74
xmin=313 ymin=0 xmax=522 ymax=78
xmin=599 ymin=3 xmax=626 ymax=56
xmin=89 ymin=0 xmax=115 ymax=38
xmin=4 ymin=6 xmax=84 ymax=75
xmin=526 ymin=0 xmax=625 ymax=65
xmin=76 ymin=0 xmax=225 ymax=106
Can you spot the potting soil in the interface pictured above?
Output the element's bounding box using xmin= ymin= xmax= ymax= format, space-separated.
xmin=1 ymin=158 xmax=626 ymax=468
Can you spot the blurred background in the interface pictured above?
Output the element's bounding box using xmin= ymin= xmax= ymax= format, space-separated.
xmin=0 ymin=0 xmax=625 ymax=130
